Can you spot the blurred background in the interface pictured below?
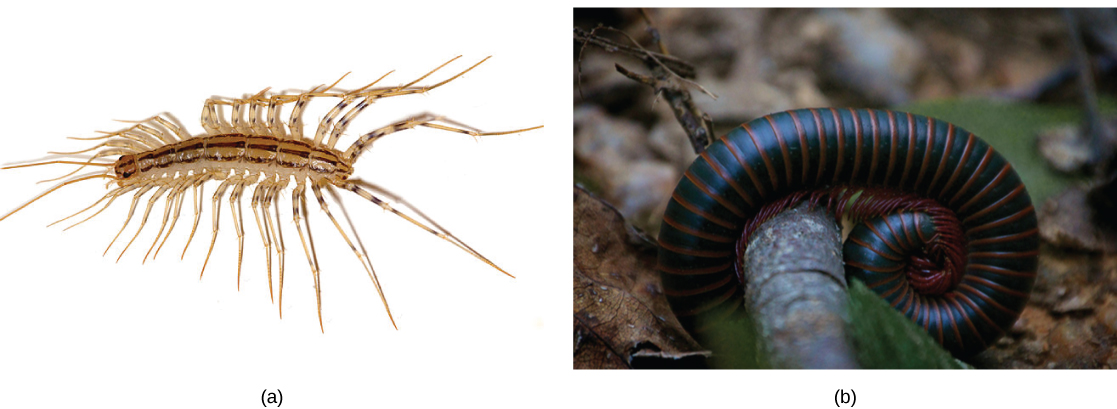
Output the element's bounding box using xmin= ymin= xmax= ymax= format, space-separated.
xmin=575 ymin=8 xmax=1115 ymax=234
xmin=574 ymin=8 xmax=1117 ymax=369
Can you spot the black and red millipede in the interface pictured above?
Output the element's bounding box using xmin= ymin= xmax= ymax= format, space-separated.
xmin=657 ymin=108 xmax=1038 ymax=356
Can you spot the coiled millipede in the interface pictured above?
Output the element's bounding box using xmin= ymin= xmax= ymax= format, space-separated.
xmin=657 ymin=108 xmax=1037 ymax=356
xmin=0 ymin=56 xmax=542 ymax=331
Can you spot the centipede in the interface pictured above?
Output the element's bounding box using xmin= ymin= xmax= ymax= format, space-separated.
xmin=657 ymin=108 xmax=1037 ymax=356
xmin=0 ymin=56 xmax=543 ymax=332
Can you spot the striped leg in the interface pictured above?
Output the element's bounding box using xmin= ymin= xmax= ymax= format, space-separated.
xmin=291 ymin=181 xmax=323 ymax=330
xmin=343 ymin=113 xmax=542 ymax=160
xmin=339 ymin=181 xmax=512 ymax=278
xmin=311 ymin=181 xmax=396 ymax=329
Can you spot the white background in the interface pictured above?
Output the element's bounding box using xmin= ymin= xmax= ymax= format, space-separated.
xmin=0 ymin=1 xmax=1114 ymax=409
xmin=0 ymin=1 xmax=564 ymax=407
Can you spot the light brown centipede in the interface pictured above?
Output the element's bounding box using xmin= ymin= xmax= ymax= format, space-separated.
xmin=0 ymin=56 xmax=543 ymax=331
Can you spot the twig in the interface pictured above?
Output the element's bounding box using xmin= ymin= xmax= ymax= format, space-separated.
xmin=742 ymin=203 xmax=858 ymax=369
xmin=574 ymin=22 xmax=716 ymax=153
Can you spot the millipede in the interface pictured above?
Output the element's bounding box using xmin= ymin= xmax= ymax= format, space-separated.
xmin=0 ymin=56 xmax=543 ymax=331
xmin=657 ymin=108 xmax=1037 ymax=356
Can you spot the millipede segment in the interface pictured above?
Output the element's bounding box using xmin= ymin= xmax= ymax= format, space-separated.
xmin=657 ymin=108 xmax=1037 ymax=356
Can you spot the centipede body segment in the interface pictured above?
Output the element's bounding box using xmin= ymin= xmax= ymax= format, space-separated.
xmin=0 ymin=56 xmax=543 ymax=331
xmin=657 ymin=108 xmax=1037 ymax=356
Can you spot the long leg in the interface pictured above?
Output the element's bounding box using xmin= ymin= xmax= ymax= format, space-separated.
xmin=141 ymin=179 xmax=188 ymax=263
xmin=200 ymin=175 xmax=236 ymax=279
xmin=339 ymin=181 xmax=513 ymax=278
xmin=251 ymin=178 xmax=274 ymax=301
xmin=291 ymin=181 xmax=324 ymax=331
xmin=312 ymin=182 xmax=396 ymax=329
xmin=312 ymin=95 xmax=358 ymax=145
xmin=347 ymin=178 xmax=456 ymax=238
xmin=0 ymin=173 xmax=114 ymax=223
xmin=181 ymin=173 xmax=215 ymax=259
xmin=117 ymin=184 xmax=171 ymax=262
xmin=48 ymin=139 xmax=147 ymax=156
xmin=152 ymin=174 xmax=194 ymax=260
xmin=268 ymin=180 xmax=287 ymax=307
xmin=103 ymin=183 xmax=156 ymax=256
xmin=47 ymin=182 xmax=137 ymax=229
xmin=228 ymin=174 xmax=254 ymax=289
xmin=322 ymin=70 xmax=397 ymax=146
xmin=70 ymin=118 xmax=163 ymax=149
xmin=5 ymin=157 xmax=114 ymax=186
xmin=343 ymin=113 xmax=542 ymax=161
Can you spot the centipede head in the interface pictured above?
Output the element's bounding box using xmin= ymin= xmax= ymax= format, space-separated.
xmin=113 ymin=154 xmax=138 ymax=181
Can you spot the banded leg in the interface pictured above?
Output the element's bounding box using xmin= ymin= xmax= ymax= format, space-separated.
xmin=230 ymin=96 xmax=250 ymax=135
xmin=266 ymin=95 xmax=288 ymax=139
xmin=246 ymin=88 xmax=273 ymax=136
xmin=202 ymin=97 xmax=236 ymax=135
xmin=322 ymin=70 xmax=397 ymax=147
xmin=285 ymin=77 xmax=346 ymax=140
xmin=311 ymin=181 xmax=396 ymax=329
xmin=344 ymin=55 xmax=481 ymax=103
xmin=339 ymin=181 xmax=513 ymax=278
xmin=343 ymin=113 xmax=542 ymax=161
xmin=312 ymin=95 xmax=358 ymax=145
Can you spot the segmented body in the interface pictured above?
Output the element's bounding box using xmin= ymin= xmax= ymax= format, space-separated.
xmin=657 ymin=108 xmax=1037 ymax=356
xmin=1 ymin=56 xmax=542 ymax=331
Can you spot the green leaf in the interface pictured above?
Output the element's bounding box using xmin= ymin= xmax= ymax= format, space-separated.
xmin=847 ymin=279 xmax=966 ymax=369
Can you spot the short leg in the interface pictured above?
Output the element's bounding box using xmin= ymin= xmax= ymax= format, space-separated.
xmin=202 ymin=98 xmax=236 ymax=135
